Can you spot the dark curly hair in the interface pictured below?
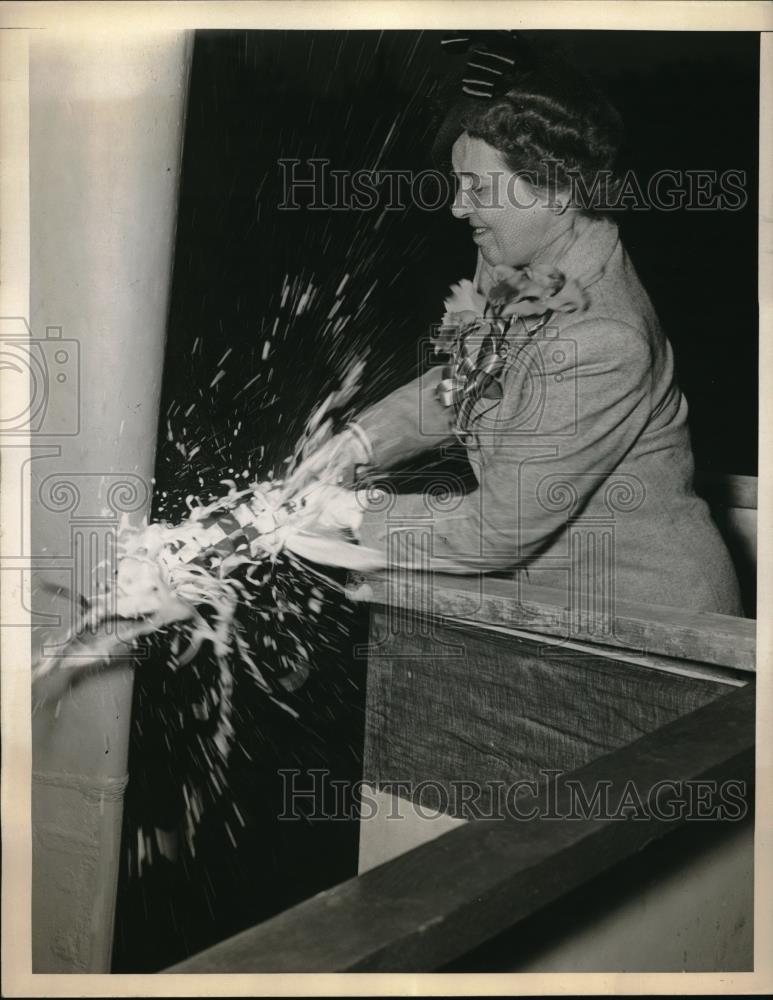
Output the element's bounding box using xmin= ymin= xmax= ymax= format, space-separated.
xmin=432 ymin=51 xmax=624 ymax=211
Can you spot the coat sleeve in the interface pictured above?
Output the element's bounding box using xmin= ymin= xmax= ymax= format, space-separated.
xmin=354 ymin=365 xmax=457 ymax=469
xmin=355 ymin=318 xmax=655 ymax=571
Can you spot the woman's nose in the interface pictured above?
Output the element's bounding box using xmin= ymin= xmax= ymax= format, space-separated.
xmin=451 ymin=186 xmax=473 ymax=219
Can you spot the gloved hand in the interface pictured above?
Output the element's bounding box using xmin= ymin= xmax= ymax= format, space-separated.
xmin=284 ymin=423 xmax=373 ymax=496
xmin=296 ymin=482 xmax=364 ymax=534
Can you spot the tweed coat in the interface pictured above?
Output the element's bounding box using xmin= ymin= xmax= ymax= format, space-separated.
xmin=354 ymin=212 xmax=742 ymax=615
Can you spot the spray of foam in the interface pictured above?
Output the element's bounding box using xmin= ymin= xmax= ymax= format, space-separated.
xmin=31 ymin=270 xmax=473 ymax=867
xmin=31 ymin=360 xmax=396 ymax=860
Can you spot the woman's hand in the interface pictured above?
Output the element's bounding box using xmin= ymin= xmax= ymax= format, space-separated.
xmin=284 ymin=425 xmax=372 ymax=497
xmin=296 ymin=482 xmax=364 ymax=534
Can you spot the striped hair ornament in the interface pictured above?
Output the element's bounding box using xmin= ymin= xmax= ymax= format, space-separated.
xmin=440 ymin=30 xmax=522 ymax=99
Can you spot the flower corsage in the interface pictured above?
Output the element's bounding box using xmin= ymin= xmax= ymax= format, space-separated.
xmin=434 ymin=263 xmax=589 ymax=442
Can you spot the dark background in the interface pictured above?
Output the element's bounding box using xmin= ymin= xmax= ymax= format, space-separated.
xmin=112 ymin=29 xmax=759 ymax=971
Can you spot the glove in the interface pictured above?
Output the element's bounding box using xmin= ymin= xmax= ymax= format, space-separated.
xmin=297 ymin=483 xmax=363 ymax=534
xmin=284 ymin=423 xmax=373 ymax=496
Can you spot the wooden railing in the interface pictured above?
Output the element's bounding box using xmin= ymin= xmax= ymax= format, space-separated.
xmin=354 ymin=573 xmax=757 ymax=673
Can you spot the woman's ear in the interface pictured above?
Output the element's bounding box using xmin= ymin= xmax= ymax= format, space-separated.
xmin=547 ymin=184 xmax=574 ymax=215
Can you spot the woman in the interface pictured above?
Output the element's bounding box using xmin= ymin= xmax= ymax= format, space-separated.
xmin=293 ymin=47 xmax=743 ymax=615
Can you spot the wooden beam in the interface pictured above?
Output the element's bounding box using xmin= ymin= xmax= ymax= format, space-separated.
xmin=351 ymin=573 xmax=756 ymax=672
xmin=166 ymin=683 xmax=754 ymax=973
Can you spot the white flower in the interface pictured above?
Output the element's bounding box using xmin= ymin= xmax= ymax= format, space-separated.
xmin=442 ymin=279 xmax=487 ymax=326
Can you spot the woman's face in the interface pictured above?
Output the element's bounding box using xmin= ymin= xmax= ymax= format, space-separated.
xmin=451 ymin=132 xmax=562 ymax=267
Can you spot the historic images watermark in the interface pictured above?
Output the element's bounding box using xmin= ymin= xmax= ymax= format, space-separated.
xmin=278 ymin=158 xmax=749 ymax=213
xmin=0 ymin=316 xmax=155 ymax=656
xmin=278 ymin=768 xmax=750 ymax=824
xmin=0 ymin=317 xmax=80 ymax=437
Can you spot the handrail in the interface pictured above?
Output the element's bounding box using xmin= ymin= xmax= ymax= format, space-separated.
xmin=166 ymin=682 xmax=754 ymax=973
xmin=350 ymin=572 xmax=756 ymax=672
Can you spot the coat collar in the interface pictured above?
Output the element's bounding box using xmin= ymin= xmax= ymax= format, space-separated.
xmin=532 ymin=211 xmax=620 ymax=289
xmin=474 ymin=213 xmax=620 ymax=298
